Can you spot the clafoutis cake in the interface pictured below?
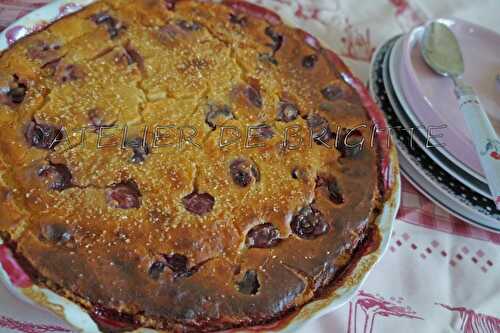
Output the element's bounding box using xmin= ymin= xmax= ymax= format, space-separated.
xmin=0 ymin=0 xmax=391 ymax=332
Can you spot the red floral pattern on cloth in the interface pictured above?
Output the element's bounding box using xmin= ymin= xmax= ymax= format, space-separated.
xmin=340 ymin=18 xmax=375 ymax=62
xmin=346 ymin=291 xmax=500 ymax=333
xmin=390 ymin=229 xmax=496 ymax=273
xmin=0 ymin=0 xmax=48 ymax=31
xmin=0 ymin=245 xmax=32 ymax=288
xmin=437 ymin=304 xmax=500 ymax=333
xmin=347 ymin=291 xmax=423 ymax=333
xmin=0 ymin=316 xmax=71 ymax=333
xmin=398 ymin=178 xmax=500 ymax=244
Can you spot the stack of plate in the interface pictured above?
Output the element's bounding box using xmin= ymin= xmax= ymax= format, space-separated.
xmin=369 ymin=18 xmax=500 ymax=232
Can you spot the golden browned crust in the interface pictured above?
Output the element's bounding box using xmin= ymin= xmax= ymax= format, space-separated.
xmin=0 ymin=0 xmax=383 ymax=331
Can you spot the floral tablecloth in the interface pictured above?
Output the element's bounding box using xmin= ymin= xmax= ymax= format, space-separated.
xmin=0 ymin=1 xmax=499 ymax=332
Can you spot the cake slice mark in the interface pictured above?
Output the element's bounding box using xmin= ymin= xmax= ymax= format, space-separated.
xmin=106 ymin=41 xmax=147 ymax=77
xmin=149 ymin=254 xmax=221 ymax=281
xmin=90 ymin=45 xmax=116 ymax=61
xmin=124 ymin=42 xmax=146 ymax=75
xmin=163 ymin=253 xmax=207 ymax=279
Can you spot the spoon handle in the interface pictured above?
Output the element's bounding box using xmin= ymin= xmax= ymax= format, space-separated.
xmin=454 ymin=78 xmax=500 ymax=210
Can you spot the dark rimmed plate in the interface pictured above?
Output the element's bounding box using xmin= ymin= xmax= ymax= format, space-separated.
xmin=369 ymin=36 xmax=500 ymax=232
xmin=385 ymin=36 xmax=491 ymax=199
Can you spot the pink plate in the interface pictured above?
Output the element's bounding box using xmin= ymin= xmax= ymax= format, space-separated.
xmin=398 ymin=18 xmax=500 ymax=178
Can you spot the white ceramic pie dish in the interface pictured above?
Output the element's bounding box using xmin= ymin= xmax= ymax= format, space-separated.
xmin=0 ymin=1 xmax=401 ymax=332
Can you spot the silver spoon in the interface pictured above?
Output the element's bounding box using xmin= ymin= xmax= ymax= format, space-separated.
xmin=421 ymin=21 xmax=500 ymax=210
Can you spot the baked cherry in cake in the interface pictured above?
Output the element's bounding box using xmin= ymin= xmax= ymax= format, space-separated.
xmin=0 ymin=0 xmax=387 ymax=331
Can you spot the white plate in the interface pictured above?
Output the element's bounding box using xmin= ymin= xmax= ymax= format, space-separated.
xmin=370 ymin=37 xmax=500 ymax=232
xmin=386 ymin=36 xmax=491 ymax=199
xmin=388 ymin=29 xmax=488 ymax=185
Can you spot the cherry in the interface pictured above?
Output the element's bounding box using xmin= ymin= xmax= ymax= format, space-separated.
xmin=54 ymin=63 xmax=84 ymax=83
xmin=276 ymin=101 xmax=299 ymax=122
xmin=164 ymin=253 xmax=192 ymax=278
xmin=40 ymin=223 xmax=72 ymax=244
xmin=302 ymin=54 xmax=318 ymax=69
xmin=125 ymin=138 xmax=150 ymax=164
xmin=105 ymin=181 xmax=141 ymax=209
xmin=148 ymin=261 xmax=166 ymax=280
xmin=321 ymin=85 xmax=343 ymax=101
xmin=182 ymin=192 xmax=215 ymax=215
xmin=229 ymin=159 xmax=260 ymax=188
xmin=244 ymin=85 xmax=263 ymax=108
xmin=291 ymin=205 xmax=329 ymax=239
xmin=1 ymin=75 xmax=28 ymax=106
xmin=25 ymin=120 xmax=63 ymax=150
xmin=37 ymin=164 xmax=73 ymax=191
xmin=90 ymin=12 xmax=125 ymax=39
xmin=307 ymin=113 xmax=334 ymax=145
xmin=490 ymin=152 xmax=500 ymax=160
xmin=338 ymin=129 xmax=364 ymax=158
xmin=205 ymin=104 xmax=234 ymax=130
xmin=246 ymin=223 xmax=281 ymax=248
xmin=236 ymin=270 xmax=260 ymax=295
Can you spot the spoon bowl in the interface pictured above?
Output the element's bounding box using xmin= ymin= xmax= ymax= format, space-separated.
xmin=421 ymin=22 xmax=464 ymax=78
